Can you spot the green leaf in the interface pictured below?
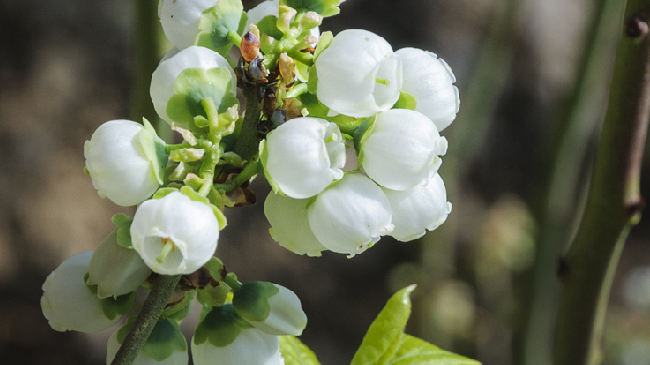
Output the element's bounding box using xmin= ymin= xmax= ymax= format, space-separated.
xmin=111 ymin=214 xmax=133 ymax=249
xmin=282 ymin=0 xmax=341 ymax=17
xmin=166 ymin=67 xmax=238 ymax=131
xmin=257 ymin=15 xmax=284 ymax=39
xmin=351 ymin=285 xmax=416 ymax=365
xmin=142 ymin=319 xmax=188 ymax=361
xmin=280 ymin=336 xmax=321 ymax=365
xmin=307 ymin=65 xmax=318 ymax=94
xmin=180 ymin=186 xmax=227 ymax=230
xmin=393 ymin=91 xmax=417 ymax=111
xmin=388 ymin=335 xmax=480 ymax=365
xmin=313 ymin=30 xmax=333 ymax=61
xmin=100 ymin=291 xmax=136 ymax=320
xmin=196 ymin=0 xmax=245 ymax=54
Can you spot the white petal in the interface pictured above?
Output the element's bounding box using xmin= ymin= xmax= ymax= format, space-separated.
xmin=41 ymin=251 xmax=119 ymax=333
xmin=150 ymin=46 xmax=235 ymax=123
xmin=264 ymin=193 xmax=326 ymax=256
xmin=262 ymin=117 xmax=345 ymax=198
xmin=383 ymin=174 xmax=452 ymax=241
xmin=307 ymin=173 xmax=393 ymax=255
xmin=130 ymin=192 xmax=220 ymax=275
xmin=192 ymin=328 xmax=282 ymax=365
xmin=250 ymin=284 xmax=307 ymax=336
xmin=84 ymin=120 xmax=159 ymax=207
xmin=158 ymin=0 xmax=218 ymax=49
xmin=361 ymin=109 xmax=446 ymax=190
xmin=316 ymin=29 xmax=401 ymax=117
xmin=246 ymin=0 xmax=279 ymax=27
xmin=396 ymin=47 xmax=459 ymax=132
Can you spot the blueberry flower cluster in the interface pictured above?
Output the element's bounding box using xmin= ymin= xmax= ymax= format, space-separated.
xmin=40 ymin=0 xmax=457 ymax=363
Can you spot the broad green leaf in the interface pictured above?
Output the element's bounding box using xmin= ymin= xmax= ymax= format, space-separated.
xmin=196 ymin=0 xmax=245 ymax=55
xmin=388 ymin=335 xmax=480 ymax=365
xmin=142 ymin=319 xmax=188 ymax=361
xmin=350 ymin=285 xmax=416 ymax=365
xmin=282 ymin=0 xmax=341 ymax=17
xmin=280 ymin=336 xmax=321 ymax=365
xmin=111 ymin=214 xmax=133 ymax=249
xmin=393 ymin=91 xmax=417 ymax=111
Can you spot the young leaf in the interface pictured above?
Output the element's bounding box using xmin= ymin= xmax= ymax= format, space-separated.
xmin=387 ymin=335 xmax=480 ymax=365
xmin=351 ymin=285 xmax=416 ymax=365
xmin=281 ymin=0 xmax=341 ymax=17
xmin=280 ymin=336 xmax=320 ymax=365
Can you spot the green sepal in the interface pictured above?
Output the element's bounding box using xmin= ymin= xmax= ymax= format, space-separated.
xmin=350 ymin=285 xmax=416 ymax=365
xmin=100 ymin=291 xmax=135 ymax=321
xmin=161 ymin=291 xmax=195 ymax=321
xmin=298 ymin=93 xmax=362 ymax=134
xmin=166 ymin=67 xmax=238 ymax=131
xmin=313 ymin=30 xmax=333 ymax=61
xmin=196 ymin=0 xmax=246 ymax=55
xmin=280 ymin=336 xmax=321 ymax=365
xmin=393 ymin=91 xmax=417 ymax=111
xmin=193 ymin=304 xmax=252 ymax=347
xmin=111 ymin=214 xmax=134 ymax=249
xmin=117 ymin=318 xmax=188 ymax=361
xmin=169 ymin=148 xmax=205 ymax=163
xmin=152 ymin=187 xmax=179 ymax=199
xmin=352 ymin=116 xmax=376 ymax=161
xmin=295 ymin=61 xmax=310 ymax=82
xmin=257 ymin=15 xmax=284 ymax=39
xmin=387 ymin=335 xmax=481 ymax=365
xmin=307 ymin=65 xmax=318 ymax=94
xmin=198 ymin=282 xmax=230 ymax=307
xmin=281 ymin=0 xmax=341 ymax=17
xmin=219 ymin=151 xmax=245 ymax=167
xmin=232 ymin=281 xmax=279 ymax=322
xmin=203 ymin=256 xmax=225 ymax=281
xmin=179 ymin=186 xmax=227 ymax=230
xmin=137 ymin=118 xmax=168 ymax=185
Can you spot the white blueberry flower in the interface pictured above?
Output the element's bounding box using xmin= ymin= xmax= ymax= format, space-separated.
xmin=87 ymin=231 xmax=152 ymax=299
xmin=84 ymin=120 xmax=160 ymax=207
xmin=260 ymin=117 xmax=345 ymax=198
xmin=383 ymin=173 xmax=452 ymax=241
xmin=130 ymin=192 xmax=220 ymax=275
xmin=150 ymin=46 xmax=235 ymax=123
xmin=106 ymin=322 xmax=189 ymax=365
xmin=264 ymin=193 xmax=326 ymax=256
xmin=315 ymin=29 xmax=402 ymax=118
xmin=396 ymin=47 xmax=459 ymax=132
xmin=158 ymin=0 xmax=218 ymax=49
xmin=246 ymin=0 xmax=279 ymax=27
xmin=233 ymin=282 xmax=307 ymax=336
xmin=41 ymin=251 xmax=120 ymax=333
xmin=192 ymin=326 xmax=283 ymax=365
xmin=308 ymin=173 xmax=393 ymax=255
xmin=359 ymin=109 xmax=448 ymax=191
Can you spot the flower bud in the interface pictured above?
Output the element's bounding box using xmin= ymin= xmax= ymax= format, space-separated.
xmin=359 ymin=109 xmax=448 ymax=191
xmin=150 ymin=46 xmax=235 ymax=123
xmin=308 ymin=173 xmax=394 ymax=255
xmin=158 ymin=0 xmax=218 ymax=49
xmin=41 ymin=251 xmax=120 ymax=333
xmin=383 ymin=173 xmax=452 ymax=242
xmin=396 ymin=47 xmax=459 ymax=132
xmin=87 ymin=231 xmax=152 ymax=299
xmin=84 ymin=120 xmax=160 ymax=206
xmin=192 ymin=305 xmax=284 ymax=365
xmin=130 ymin=192 xmax=220 ymax=275
xmin=260 ymin=117 xmax=346 ymax=199
xmin=106 ymin=320 xmax=189 ymax=365
xmin=233 ymin=281 xmax=307 ymax=336
xmin=264 ymin=192 xmax=326 ymax=256
xmin=315 ymin=29 xmax=402 ymax=117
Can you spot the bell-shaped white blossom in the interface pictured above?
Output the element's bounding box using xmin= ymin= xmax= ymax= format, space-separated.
xmin=383 ymin=174 xmax=452 ymax=242
xmin=396 ymin=47 xmax=459 ymax=132
xmin=87 ymin=231 xmax=152 ymax=299
xmin=308 ymin=173 xmax=393 ymax=255
xmin=192 ymin=327 xmax=283 ymax=365
xmin=150 ymin=46 xmax=235 ymax=123
xmin=261 ymin=117 xmax=345 ymax=198
xmin=41 ymin=251 xmax=120 ymax=333
xmin=106 ymin=324 xmax=189 ymax=365
xmin=360 ymin=109 xmax=448 ymax=191
xmin=158 ymin=0 xmax=218 ymax=49
xmin=233 ymin=281 xmax=307 ymax=336
xmin=264 ymin=193 xmax=326 ymax=256
xmin=84 ymin=120 xmax=160 ymax=207
xmin=315 ymin=29 xmax=402 ymax=118
xmin=130 ymin=192 xmax=220 ymax=275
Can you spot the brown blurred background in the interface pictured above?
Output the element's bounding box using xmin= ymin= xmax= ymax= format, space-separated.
xmin=1 ymin=0 xmax=649 ymax=364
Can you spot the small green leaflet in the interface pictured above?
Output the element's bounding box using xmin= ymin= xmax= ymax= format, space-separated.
xmin=111 ymin=214 xmax=133 ymax=249
xmin=280 ymin=336 xmax=321 ymax=365
xmin=388 ymin=335 xmax=480 ymax=365
xmin=281 ymin=0 xmax=341 ymax=17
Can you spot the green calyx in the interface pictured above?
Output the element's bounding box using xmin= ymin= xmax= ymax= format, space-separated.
xmin=161 ymin=291 xmax=195 ymax=321
xmin=111 ymin=214 xmax=134 ymax=249
xmin=281 ymin=0 xmax=341 ymax=18
xmin=180 ymin=186 xmax=227 ymax=230
xmin=232 ymin=281 xmax=279 ymax=322
xmin=166 ymin=67 xmax=238 ymax=132
xmin=117 ymin=318 xmax=187 ymax=361
xmin=352 ymin=116 xmax=377 ymax=158
xmin=393 ymin=90 xmax=417 ymax=111
xmin=193 ymin=304 xmax=252 ymax=347
xmin=137 ymin=118 xmax=168 ymax=185
xmin=196 ymin=0 xmax=246 ymax=55
xmin=85 ymin=273 xmax=135 ymax=320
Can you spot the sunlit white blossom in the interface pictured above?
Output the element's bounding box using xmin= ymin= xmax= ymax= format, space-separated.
xmin=158 ymin=0 xmax=218 ymax=49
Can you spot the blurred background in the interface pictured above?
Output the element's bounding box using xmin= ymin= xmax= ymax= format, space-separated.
xmin=1 ymin=0 xmax=649 ymax=364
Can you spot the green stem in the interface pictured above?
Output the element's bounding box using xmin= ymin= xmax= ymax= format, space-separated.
xmin=110 ymin=274 xmax=182 ymax=365
xmin=198 ymin=148 xmax=219 ymax=196
xmin=287 ymin=49 xmax=313 ymax=65
xmin=228 ymin=30 xmax=242 ymax=48
xmin=213 ymin=159 xmax=259 ymax=192
xmin=553 ymin=2 xmax=650 ymax=364
xmin=233 ymin=86 xmax=262 ymax=161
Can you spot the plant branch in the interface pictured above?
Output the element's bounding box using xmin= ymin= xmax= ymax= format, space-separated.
xmin=553 ymin=2 xmax=650 ymax=364
xmin=233 ymin=85 xmax=262 ymax=161
xmin=111 ymin=274 xmax=182 ymax=365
